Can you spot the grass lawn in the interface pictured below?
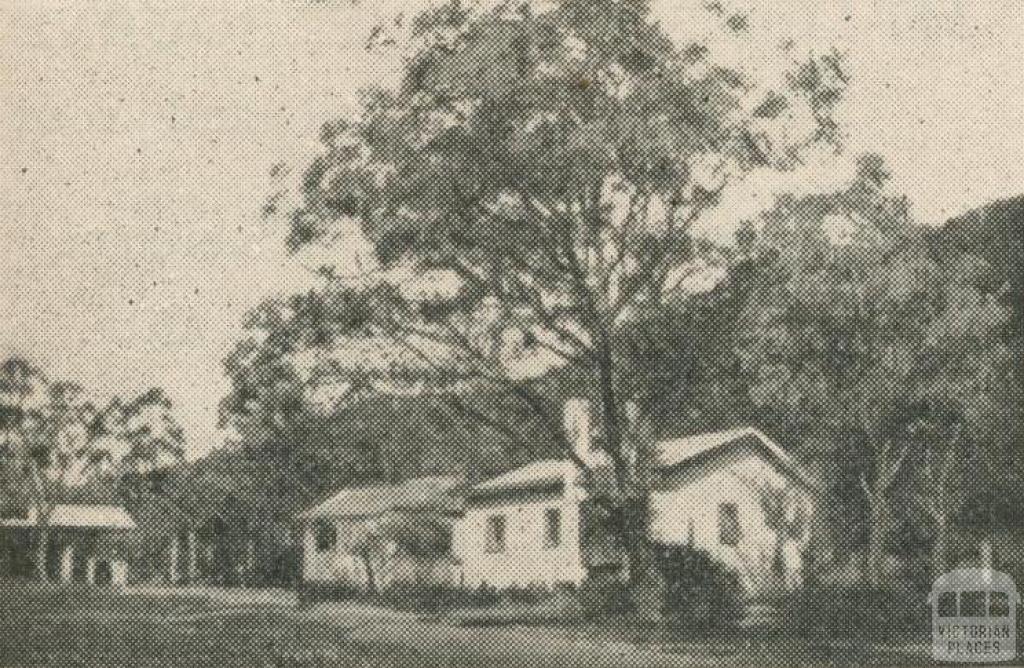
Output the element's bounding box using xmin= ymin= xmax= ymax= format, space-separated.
xmin=0 ymin=582 xmax=933 ymax=667
xmin=0 ymin=582 xmax=429 ymax=668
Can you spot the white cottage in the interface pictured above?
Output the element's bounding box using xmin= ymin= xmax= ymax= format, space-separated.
xmin=454 ymin=459 xmax=590 ymax=588
xmin=648 ymin=426 xmax=817 ymax=592
xmin=454 ymin=400 xmax=817 ymax=594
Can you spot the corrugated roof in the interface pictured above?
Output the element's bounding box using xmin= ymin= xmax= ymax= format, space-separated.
xmin=298 ymin=475 xmax=463 ymax=519
xmin=468 ymin=427 xmax=817 ymax=496
xmin=656 ymin=427 xmax=764 ymax=467
xmin=0 ymin=504 xmax=136 ymax=530
xmin=469 ymin=460 xmax=574 ymax=495
xmin=655 ymin=427 xmax=817 ymax=489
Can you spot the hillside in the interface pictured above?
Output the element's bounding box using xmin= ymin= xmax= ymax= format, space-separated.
xmin=930 ymin=194 xmax=1024 ymax=328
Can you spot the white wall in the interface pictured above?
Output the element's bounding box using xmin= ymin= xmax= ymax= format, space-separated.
xmin=455 ymin=492 xmax=587 ymax=589
xmin=302 ymin=517 xmax=372 ymax=585
xmin=647 ymin=443 xmax=815 ymax=594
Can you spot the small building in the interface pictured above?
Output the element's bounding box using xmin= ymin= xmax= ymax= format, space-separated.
xmin=297 ymin=475 xmax=464 ymax=592
xmin=454 ymin=400 xmax=817 ymax=594
xmin=0 ymin=504 xmax=136 ymax=585
xmin=647 ymin=426 xmax=817 ymax=592
xmin=455 ymin=459 xmax=590 ymax=589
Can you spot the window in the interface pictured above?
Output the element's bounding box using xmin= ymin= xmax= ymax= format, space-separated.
xmin=486 ymin=515 xmax=506 ymax=553
xmin=937 ymin=591 xmax=957 ymax=618
xmin=0 ymin=503 xmax=28 ymax=520
xmin=960 ymin=590 xmax=987 ymax=617
xmin=718 ymin=502 xmax=741 ymax=546
xmin=990 ymin=591 xmax=1011 ymax=618
xmin=544 ymin=508 xmax=561 ymax=548
xmin=313 ymin=521 xmax=337 ymax=553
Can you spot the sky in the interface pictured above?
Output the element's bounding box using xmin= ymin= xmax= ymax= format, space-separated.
xmin=1 ymin=0 xmax=1022 ymax=458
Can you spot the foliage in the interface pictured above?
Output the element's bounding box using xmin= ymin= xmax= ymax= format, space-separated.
xmin=297 ymin=579 xmax=507 ymax=612
xmin=578 ymin=547 xmax=744 ymax=630
xmin=578 ymin=573 xmax=632 ymax=621
xmin=245 ymin=0 xmax=849 ymax=587
xmin=0 ymin=356 xmax=185 ymax=578
xmin=780 ymin=583 xmax=929 ymax=640
xmin=0 ymin=359 xmax=184 ymax=490
xmin=932 ymin=194 xmax=1023 ymax=332
xmin=735 ymin=158 xmax=1014 ymax=583
xmin=656 ymin=546 xmax=744 ymax=629
xmin=380 ymin=582 xmax=504 ymax=613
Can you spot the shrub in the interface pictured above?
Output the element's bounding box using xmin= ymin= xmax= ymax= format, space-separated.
xmin=378 ymin=582 xmax=502 ymax=613
xmin=657 ymin=546 xmax=744 ymax=630
xmin=503 ymin=583 xmax=551 ymax=606
xmin=780 ymin=583 xmax=930 ymax=639
xmin=577 ymin=547 xmax=744 ymax=629
xmin=296 ymin=581 xmax=362 ymax=605
xmin=578 ymin=573 xmax=632 ymax=621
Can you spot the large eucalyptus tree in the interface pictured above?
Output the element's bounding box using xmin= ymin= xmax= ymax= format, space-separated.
xmin=262 ymin=0 xmax=847 ymax=580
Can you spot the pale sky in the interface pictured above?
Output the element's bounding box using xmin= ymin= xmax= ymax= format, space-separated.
xmin=1 ymin=0 xmax=1022 ymax=457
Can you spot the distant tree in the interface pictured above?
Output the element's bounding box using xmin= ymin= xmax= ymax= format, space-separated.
xmin=109 ymin=388 xmax=186 ymax=475
xmin=932 ymin=195 xmax=1023 ymax=333
xmin=909 ymin=253 xmax=1014 ymax=577
xmin=737 ymin=158 xmax=1013 ymax=585
xmin=736 ymin=156 xmax=921 ymax=585
xmin=757 ymin=481 xmax=807 ymax=588
xmin=0 ymin=357 xmax=184 ymax=579
xmin=273 ymin=0 xmax=847 ymax=584
xmin=925 ymin=195 xmax=1023 ymax=552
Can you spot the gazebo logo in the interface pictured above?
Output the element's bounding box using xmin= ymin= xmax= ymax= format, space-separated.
xmin=928 ymin=568 xmax=1019 ymax=663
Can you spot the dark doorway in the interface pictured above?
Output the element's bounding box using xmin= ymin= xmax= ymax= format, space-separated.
xmin=93 ymin=560 xmax=113 ymax=586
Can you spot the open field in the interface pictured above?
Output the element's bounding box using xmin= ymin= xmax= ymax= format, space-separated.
xmin=0 ymin=583 xmax=932 ymax=667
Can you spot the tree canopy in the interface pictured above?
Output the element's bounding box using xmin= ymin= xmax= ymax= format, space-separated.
xmin=272 ymin=0 xmax=846 ymax=483
xmin=0 ymin=356 xmax=185 ymax=578
xmin=207 ymin=0 xmax=1022 ymax=587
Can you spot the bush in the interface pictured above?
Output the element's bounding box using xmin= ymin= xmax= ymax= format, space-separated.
xmin=503 ymin=583 xmax=552 ymax=606
xmin=296 ymin=581 xmax=362 ymax=605
xmin=780 ymin=583 xmax=930 ymax=639
xmin=578 ymin=573 xmax=632 ymax=621
xmin=577 ymin=547 xmax=743 ymax=630
xmin=657 ymin=546 xmax=744 ymax=630
xmin=379 ymin=582 xmax=502 ymax=613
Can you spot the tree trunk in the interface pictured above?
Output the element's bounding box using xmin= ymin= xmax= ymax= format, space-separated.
xmin=622 ymin=497 xmax=652 ymax=580
xmin=980 ymin=538 xmax=993 ymax=574
xmin=595 ymin=337 xmax=624 ymax=476
xmin=932 ymin=513 xmax=949 ymax=580
xmin=865 ymin=497 xmax=887 ymax=588
xmin=622 ymin=401 xmax=655 ymax=586
xmin=361 ymin=549 xmax=376 ymax=594
xmin=860 ymin=436 xmax=905 ymax=589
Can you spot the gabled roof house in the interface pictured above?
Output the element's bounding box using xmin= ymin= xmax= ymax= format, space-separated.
xmin=454 ymin=400 xmax=817 ymax=593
